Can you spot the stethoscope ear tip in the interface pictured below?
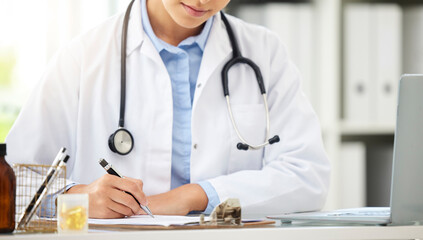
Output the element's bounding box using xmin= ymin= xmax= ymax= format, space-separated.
xmin=269 ymin=135 xmax=280 ymax=145
xmin=237 ymin=135 xmax=280 ymax=151
xmin=237 ymin=143 xmax=250 ymax=151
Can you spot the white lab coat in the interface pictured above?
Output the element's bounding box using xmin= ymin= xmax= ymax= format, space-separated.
xmin=6 ymin=0 xmax=330 ymax=215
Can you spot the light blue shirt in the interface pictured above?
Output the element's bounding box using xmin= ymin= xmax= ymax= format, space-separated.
xmin=141 ymin=0 xmax=219 ymax=213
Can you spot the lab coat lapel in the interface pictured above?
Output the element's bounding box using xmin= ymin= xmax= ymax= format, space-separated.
xmin=126 ymin=0 xmax=143 ymax=56
xmin=193 ymin=13 xmax=232 ymax=110
xmin=126 ymin=0 xmax=163 ymax=65
xmin=125 ymin=0 xmax=172 ymax=191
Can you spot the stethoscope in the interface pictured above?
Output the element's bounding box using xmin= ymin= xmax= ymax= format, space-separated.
xmin=109 ymin=0 xmax=280 ymax=155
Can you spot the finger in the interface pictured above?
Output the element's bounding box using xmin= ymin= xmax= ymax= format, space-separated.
xmin=106 ymin=210 xmax=126 ymax=219
xmin=90 ymin=208 xmax=125 ymax=219
xmin=88 ymin=195 xmax=125 ymax=219
xmin=111 ymin=177 xmax=148 ymax=206
xmin=106 ymin=197 xmax=136 ymax=217
xmin=95 ymin=207 xmax=125 ymax=219
xmin=124 ymin=177 xmax=147 ymax=201
xmin=108 ymin=188 xmax=143 ymax=215
xmin=125 ymin=177 xmax=149 ymax=206
xmin=100 ymin=174 xmax=122 ymax=187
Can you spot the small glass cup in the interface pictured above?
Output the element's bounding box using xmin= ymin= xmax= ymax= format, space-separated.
xmin=57 ymin=194 xmax=89 ymax=233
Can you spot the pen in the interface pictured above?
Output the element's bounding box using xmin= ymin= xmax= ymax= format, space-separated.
xmin=98 ymin=158 xmax=154 ymax=218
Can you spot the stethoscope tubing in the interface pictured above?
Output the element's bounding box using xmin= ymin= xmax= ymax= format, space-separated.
xmin=226 ymin=94 xmax=271 ymax=150
xmin=220 ymin=12 xmax=279 ymax=150
xmin=119 ymin=0 xmax=135 ymax=128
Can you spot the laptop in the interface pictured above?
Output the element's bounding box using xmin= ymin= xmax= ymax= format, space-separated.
xmin=268 ymin=74 xmax=423 ymax=226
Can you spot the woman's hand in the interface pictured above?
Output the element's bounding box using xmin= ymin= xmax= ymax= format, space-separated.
xmin=146 ymin=184 xmax=208 ymax=216
xmin=66 ymin=174 xmax=147 ymax=218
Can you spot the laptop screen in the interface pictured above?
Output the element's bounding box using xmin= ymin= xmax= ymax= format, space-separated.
xmin=390 ymin=74 xmax=423 ymax=225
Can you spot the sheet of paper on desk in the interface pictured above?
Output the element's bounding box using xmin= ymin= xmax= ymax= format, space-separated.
xmin=88 ymin=215 xmax=209 ymax=227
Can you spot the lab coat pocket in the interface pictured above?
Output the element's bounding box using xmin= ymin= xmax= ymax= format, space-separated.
xmin=228 ymin=104 xmax=266 ymax=173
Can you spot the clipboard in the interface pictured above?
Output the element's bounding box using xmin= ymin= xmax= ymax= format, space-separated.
xmin=88 ymin=199 xmax=276 ymax=231
xmin=88 ymin=220 xmax=276 ymax=231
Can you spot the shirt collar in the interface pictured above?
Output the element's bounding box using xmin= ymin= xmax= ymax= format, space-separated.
xmin=141 ymin=0 xmax=213 ymax=53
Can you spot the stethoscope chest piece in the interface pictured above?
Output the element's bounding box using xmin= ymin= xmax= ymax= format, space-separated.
xmin=108 ymin=128 xmax=134 ymax=155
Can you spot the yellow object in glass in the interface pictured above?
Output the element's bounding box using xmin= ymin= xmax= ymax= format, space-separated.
xmin=57 ymin=194 xmax=88 ymax=233
xmin=59 ymin=205 xmax=87 ymax=230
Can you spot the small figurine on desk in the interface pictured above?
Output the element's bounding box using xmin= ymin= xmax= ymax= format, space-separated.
xmin=199 ymin=199 xmax=241 ymax=226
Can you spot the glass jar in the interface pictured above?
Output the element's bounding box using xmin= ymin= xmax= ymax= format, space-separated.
xmin=0 ymin=143 xmax=16 ymax=233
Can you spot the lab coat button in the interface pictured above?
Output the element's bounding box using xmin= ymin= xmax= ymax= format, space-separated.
xmin=193 ymin=144 xmax=198 ymax=149
xmin=197 ymin=83 xmax=202 ymax=88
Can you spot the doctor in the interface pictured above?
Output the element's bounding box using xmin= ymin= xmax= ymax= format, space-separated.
xmin=6 ymin=0 xmax=330 ymax=218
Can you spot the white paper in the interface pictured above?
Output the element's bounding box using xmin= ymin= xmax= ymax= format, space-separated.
xmin=88 ymin=215 xmax=209 ymax=227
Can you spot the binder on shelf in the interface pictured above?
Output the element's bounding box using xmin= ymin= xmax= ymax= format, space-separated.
xmin=339 ymin=142 xmax=366 ymax=209
xmin=236 ymin=4 xmax=264 ymax=26
xmin=403 ymin=6 xmax=423 ymax=75
xmin=236 ymin=2 xmax=316 ymax=112
xmin=293 ymin=4 xmax=316 ymax=110
xmin=344 ymin=3 xmax=402 ymax=127
xmin=373 ymin=4 xmax=402 ymax=126
xmin=262 ymin=3 xmax=296 ymax=57
xmin=366 ymin=143 xmax=393 ymax=207
xmin=344 ymin=3 xmax=372 ymax=125
xmin=263 ymin=3 xmax=316 ymax=109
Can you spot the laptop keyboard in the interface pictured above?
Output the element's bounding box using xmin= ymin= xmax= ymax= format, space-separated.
xmin=328 ymin=209 xmax=390 ymax=217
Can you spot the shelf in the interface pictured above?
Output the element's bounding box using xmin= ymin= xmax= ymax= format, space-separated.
xmin=229 ymin=0 xmax=311 ymax=5
xmin=343 ymin=0 xmax=423 ymax=5
xmin=340 ymin=122 xmax=395 ymax=136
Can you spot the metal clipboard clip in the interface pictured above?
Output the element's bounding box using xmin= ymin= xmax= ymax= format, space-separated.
xmin=199 ymin=198 xmax=242 ymax=226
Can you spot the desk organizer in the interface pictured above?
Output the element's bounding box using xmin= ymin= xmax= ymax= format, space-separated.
xmin=13 ymin=163 xmax=66 ymax=232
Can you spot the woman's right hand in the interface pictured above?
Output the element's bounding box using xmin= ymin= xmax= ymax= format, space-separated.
xmin=66 ymin=174 xmax=147 ymax=218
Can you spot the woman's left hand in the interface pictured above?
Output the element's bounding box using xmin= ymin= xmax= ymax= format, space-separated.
xmin=144 ymin=184 xmax=208 ymax=216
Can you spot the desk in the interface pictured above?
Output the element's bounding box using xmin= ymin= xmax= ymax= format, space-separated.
xmin=1 ymin=224 xmax=423 ymax=240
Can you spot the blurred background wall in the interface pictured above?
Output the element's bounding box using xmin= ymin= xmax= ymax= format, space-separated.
xmin=0 ymin=0 xmax=132 ymax=141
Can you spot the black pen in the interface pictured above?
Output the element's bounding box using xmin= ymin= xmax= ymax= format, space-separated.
xmin=98 ymin=158 xmax=154 ymax=218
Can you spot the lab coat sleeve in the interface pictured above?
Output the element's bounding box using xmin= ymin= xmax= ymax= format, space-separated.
xmin=208 ymin=31 xmax=331 ymax=215
xmin=6 ymin=41 xmax=81 ymax=180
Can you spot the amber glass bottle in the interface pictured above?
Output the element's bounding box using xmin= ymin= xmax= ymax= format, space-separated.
xmin=0 ymin=143 xmax=16 ymax=233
